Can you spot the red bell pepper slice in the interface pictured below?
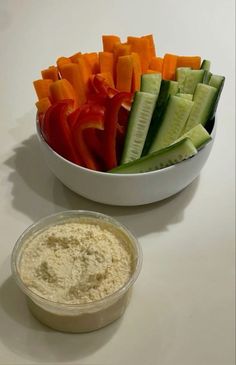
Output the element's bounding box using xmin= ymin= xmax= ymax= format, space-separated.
xmin=41 ymin=99 xmax=81 ymax=164
xmin=71 ymin=104 xmax=105 ymax=170
xmin=91 ymin=74 xmax=132 ymax=111
xmin=104 ymin=92 xmax=132 ymax=170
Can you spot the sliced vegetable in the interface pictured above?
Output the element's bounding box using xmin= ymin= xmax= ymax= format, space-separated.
xmin=60 ymin=63 xmax=86 ymax=106
xmin=99 ymin=52 xmax=114 ymax=80
xmin=183 ymin=83 xmax=218 ymax=132
xmin=83 ymin=52 xmax=99 ymax=74
xmin=41 ymin=100 xmax=81 ymax=164
xmin=116 ymin=55 xmax=133 ymax=92
xmin=142 ymin=80 xmax=178 ymax=156
xmin=33 ymin=79 xmax=53 ymax=100
xmin=149 ymin=57 xmax=163 ymax=73
xmin=71 ymin=104 xmax=105 ymax=170
xmin=121 ymin=91 xmax=157 ymax=163
xmin=208 ymin=74 xmax=225 ymax=118
xmin=162 ymin=54 xmax=178 ymax=80
xmin=141 ymin=34 xmax=156 ymax=59
xmin=201 ymin=59 xmax=211 ymax=71
xmin=182 ymin=69 xmax=205 ymax=94
xmin=41 ymin=66 xmax=59 ymax=81
xmin=140 ymin=73 xmax=162 ymax=95
xmin=102 ymin=35 xmax=121 ymax=52
xmin=173 ymin=124 xmax=212 ymax=150
xmin=127 ymin=36 xmax=150 ymax=72
xmin=176 ymin=93 xmax=193 ymax=100
xmin=177 ymin=56 xmax=201 ymax=69
xmin=104 ymin=92 xmax=132 ymax=170
xmin=110 ymin=138 xmax=197 ymax=174
xmin=131 ymin=52 xmax=142 ymax=92
xmin=50 ymin=79 xmax=77 ymax=106
xmin=35 ymin=97 xmax=51 ymax=114
xmin=149 ymin=96 xmax=194 ymax=153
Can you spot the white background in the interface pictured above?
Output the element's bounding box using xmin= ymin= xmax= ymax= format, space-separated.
xmin=0 ymin=0 xmax=235 ymax=364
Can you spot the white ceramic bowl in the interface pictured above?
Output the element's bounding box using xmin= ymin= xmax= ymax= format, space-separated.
xmin=36 ymin=118 xmax=216 ymax=206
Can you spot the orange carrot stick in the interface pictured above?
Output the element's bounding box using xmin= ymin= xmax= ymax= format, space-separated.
xmin=57 ymin=57 xmax=71 ymax=68
xmin=149 ymin=57 xmax=163 ymax=73
xmin=60 ymin=63 xmax=86 ymax=106
xmin=113 ymin=43 xmax=131 ymax=58
xmin=35 ymin=97 xmax=51 ymax=114
xmin=99 ymin=52 xmax=114 ymax=74
xmin=102 ymin=35 xmax=121 ymax=52
xmin=177 ymin=56 xmax=201 ymax=69
xmin=162 ymin=54 xmax=178 ymax=80
xmin=142 ymin=34 xmax=156 ymax=59
xmin=76 ymin=56 xmax=91 ymax=97
xmin=127 ymin=36 xmax=149 ymax=73
xmin=41 ymin=66 xmax=59 ymax=81
xmin=145 ymin=69 xmax=158 ymax=74
xmin=116 ymin=55 xmax=133 ymax=92
xmin=50 ymin=79 xmax=77 ymax=107
xmin=131 ymin=52 xmax=142 ymax=92
xmin=69 ymin=52 xmax=82 ymax=63
xmin=33 ymin=79 xmax=53 ymax=100
xmin=83 ymin=52 xmax=99 ymax=74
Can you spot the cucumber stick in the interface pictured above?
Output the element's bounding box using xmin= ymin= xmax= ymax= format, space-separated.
xmin=176 ymin=68 xmax=205 ymax=94
xmin=141 ymin=73 xmax=162 ymax=95
xmin=201 ymin=59 xmax=211 ymax=71
xmin=173 ymin=124 xmax=212 ymax=150
xmin=208 ymin=74 xmax=225 ymax=118
xmin=183 ymin=83 xmax=218 ymax=132
xmin=176 ymin=93 xmax=193 ymax=100
xmin=149 ymin=96 xmax=194 ymax=153
xmin=142 ymin=80 xmax=179 ymax=156
xmin=121 ymin=91 xmax=157 ymax=164
xmin=176 ymin=67 xmax=191 ymax=92
xmin=110 ymin=138 xmax=197 ymax=174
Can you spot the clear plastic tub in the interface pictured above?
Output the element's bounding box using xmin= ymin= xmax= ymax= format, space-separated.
xmin=11 ymin=210 xmax=142 ymax=333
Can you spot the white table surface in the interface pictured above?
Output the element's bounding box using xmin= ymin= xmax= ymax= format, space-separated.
xmin=0 ymin=0 xmax=235 ymax=364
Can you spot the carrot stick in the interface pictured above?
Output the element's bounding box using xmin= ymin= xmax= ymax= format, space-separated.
xmin=57 ymin=57 xmax=71 ymax=68
xmin=102 ymin=35 xmax=121 ymax=52
xmin=149 ymin=57 xmax=163 ymax=73
xmin=60 ymin=63 xmax=86 ymax=106
xmin=116 ymin=55 xmax=133 ymax=92
xmin=162 ymin=54 xmax=178 ymax=80
xmin=127 ymin=36 xmax=149 ymax=73
xmin=99 ymin=52 xmax=114 ymax=77
xmin=131 ymin=52 xmax=142 ymax=92
xmin=33 ymin=79 xmax=53 ymax=100
xmin=50 ymin=79 xmax=77 ymax=107
xmin=83 ymin=52 xmax=99 ymax=74
xmin=41 ymin=66 xmax=59 ymax=81
xmin=76 ymin=56 xmax=91 ymax=96
xmin=35 ymin=97 xmax=51 ymax=114
xmin=113 ymin=43 xmax=131 ymax=58
xmin=70 ymin=52 xmax=82 ymax=63
xmin=177 ymin=56 xmax=201 ymax=69
xmin=142 ymin=34 xmax=156 ymax=59
xmin=145 ymin=69 xmax=158 ymax=74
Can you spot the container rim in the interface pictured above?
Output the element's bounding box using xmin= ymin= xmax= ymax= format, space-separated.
xmin=11 ymin=210 xmax=143 ymax=311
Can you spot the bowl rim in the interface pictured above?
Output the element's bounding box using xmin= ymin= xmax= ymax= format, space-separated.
xmin=11 ymin=210 xmax=143 ymax=310
xmin=36 ymin=114 xmax=216 ymax=177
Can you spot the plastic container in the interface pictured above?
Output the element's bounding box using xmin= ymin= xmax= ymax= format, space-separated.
xmin=11 ymin=210 xmax=142 ymax=333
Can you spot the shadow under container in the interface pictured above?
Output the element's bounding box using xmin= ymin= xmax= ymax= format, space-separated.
xmin=11 ymin=210 xmax=142 ymax=333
